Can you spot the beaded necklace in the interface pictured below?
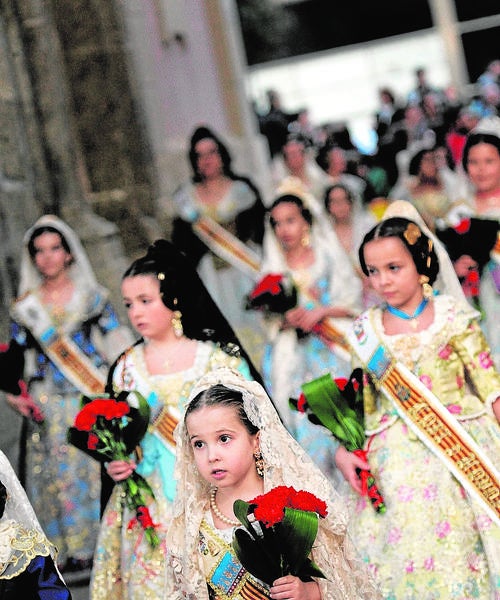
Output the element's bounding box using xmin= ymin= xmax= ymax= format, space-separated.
xmin=210 ymin=487 xmax=240 ymax=527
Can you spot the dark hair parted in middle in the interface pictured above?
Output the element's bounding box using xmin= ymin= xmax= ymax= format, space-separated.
xmin=269 ymin=194 xmax=313 ymax=228
xmin=122 ymin=239 xmax=264 ymax=384
xmin=462 ymin=131 xmax=500 ymax=172
xmin=185 ymin=384 xmax=259 ymax=436
xmin=27 ymin=226 xmax=73 ymax=261
xmin=358 ymin=217 xmax=439 ymax=285
xmin=323 ymin=183 xmax=354 ymax=212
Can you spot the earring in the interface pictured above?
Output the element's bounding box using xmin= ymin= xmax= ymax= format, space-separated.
xmin=419 ymin=275 xmax=433 ymax=299
xmin=253 ymin=451 xmax=265 ymax=478
xmin=171 ymin=298 xmax=183 ymax=338
xmin=301 ymin=229 xmax=310 ymax=248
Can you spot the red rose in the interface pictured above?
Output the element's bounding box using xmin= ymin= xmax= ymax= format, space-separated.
xmin=86 ymin=399 xmax=112 ymax=417
xmin=290 ymin=490 xmax=328 ymax=517
xmin=250 ymin=274 xmax=284 ymax=299
xmin=109 ymin=400 xmax=130 ymax=419
xmin=74 ymin=406 xmax=97 ymax=431
xmin=251 ymin=486 xmax=327 ymax=527
xmin=137 ymin=506 xmax=155 ymax=529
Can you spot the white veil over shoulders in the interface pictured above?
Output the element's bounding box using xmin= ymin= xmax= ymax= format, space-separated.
xmin=166 ymin=367 xmax=381 ymax=599
xmin=18 ymin=214 xmax=101 ymax=296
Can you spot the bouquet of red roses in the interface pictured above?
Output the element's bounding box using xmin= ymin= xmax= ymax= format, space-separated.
xmin=232 ymin=485 xmax=327 ymax=587
xmin=246 ymin=274 xmax=351 ymax=359
xmin=67 ymin=391 xmax=159 ymax=548
xmin=290 ymin=369 xmax=386 ymax=514
xmin=245 ymin=273 xmax=298 ymax=314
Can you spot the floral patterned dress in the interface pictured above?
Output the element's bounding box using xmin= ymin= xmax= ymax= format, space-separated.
xmin=8 ymin=286 xmax=128 ymax=565
xmin=90 ymin=340 xmax=251 ymax=600
xmin=345 ymin=295 xmax=500 ymax=599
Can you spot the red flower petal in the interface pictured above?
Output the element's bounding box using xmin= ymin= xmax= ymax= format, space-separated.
xmin=250 ymin=274 xmax=284 ymax=299
xmin=334 ymin=377 xmax=348 ymax=391
xmin=87 ymin=432 xmax=99 ymax=450
xmin=297 ymin=393 xmax=307 ymax=413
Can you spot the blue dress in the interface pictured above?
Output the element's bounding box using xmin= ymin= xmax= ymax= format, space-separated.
xmin=8 ymin=286 xmax=127 ymax=565
xmin=261 ymin=243 xmax=361 ymax=483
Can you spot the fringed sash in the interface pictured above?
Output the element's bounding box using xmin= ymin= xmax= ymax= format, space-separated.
xmin=193 ymin=215 xmax=261 ymax=278
xmin=312 ymin=317 xmax=352 ymax=362
xmin=150 ymin=405 xmax=179 ymax=451
xmin=11 ymin=292 xmax=106 ymax=395
xmin=348 ymin=312 xmax=500 ymax=525
xmin=199 ymin=519 xmax=270 ymax=599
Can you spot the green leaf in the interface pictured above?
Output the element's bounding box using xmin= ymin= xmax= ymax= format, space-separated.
xmin=232 ymin=527 xmax=282 ymax=585
xmin=233 ymin=499 xmax=256 ymax=534
xmin=278 ymin=508 xmax=318 ymax=574
xmin=301 ymin=374 xmax=365 ymax=451
xmin=298 ymin=559 xmax=327 ymax=580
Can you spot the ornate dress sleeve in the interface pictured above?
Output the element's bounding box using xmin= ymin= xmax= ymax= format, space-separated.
xmin=449 ymin=319 xmax=500 ymax=417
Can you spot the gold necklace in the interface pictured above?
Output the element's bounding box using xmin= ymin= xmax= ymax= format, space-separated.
xmin=210 ymin=487 xmax=240 ymax=527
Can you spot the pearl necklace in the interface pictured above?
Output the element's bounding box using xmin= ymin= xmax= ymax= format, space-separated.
xmin=385 ymin=297 xmax=429 ymax=330
xmin=210 ymin=487 xmax=240 ymax=527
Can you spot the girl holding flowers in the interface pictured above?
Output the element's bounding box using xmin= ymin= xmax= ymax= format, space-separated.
xmin=258 ymin=186 xmax=362 ymax=482
xmin=165 ymin=367 xmax=381 ymax=599
xmin=335 ymin=200 xmax=500 ymax=598
xmin=90 ymin=240 xmax=258 ymax=600
xmin=3 ymin=215 xmax=132 ymax=575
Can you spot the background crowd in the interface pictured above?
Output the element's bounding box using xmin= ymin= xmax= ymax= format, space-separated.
xmin=0 ymin=57 xmax=499 ymax=599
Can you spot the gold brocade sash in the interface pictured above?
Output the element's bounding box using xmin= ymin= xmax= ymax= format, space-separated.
xmin=348 ymin=312 xmax=500 ymax=525
xmin=150 ymin=405 xmax=178 ymax=450
xmin=199 ymin=519 xmax=270 ymax=600
xmin=11 ymin=292 xmax=106 ymax=395
xmin=192 ymin=215 xmax=261 ymax=278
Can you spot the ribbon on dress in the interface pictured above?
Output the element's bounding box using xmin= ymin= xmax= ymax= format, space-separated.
xmin=348 ymin=312 xmax=500 ymax=526
xmin=11 ymin=292 xmax=106 ymax=395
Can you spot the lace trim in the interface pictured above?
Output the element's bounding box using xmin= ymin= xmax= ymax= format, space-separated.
xmin=0 ymin=521 xmax=52 ymax=579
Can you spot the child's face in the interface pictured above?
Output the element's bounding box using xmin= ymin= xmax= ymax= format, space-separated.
xmin=121 ymin=274 xmax=172 ymax=340
xmin=327 ymin=188 xmax=352 ymax=221
xmin=271 ymin=202 xmax=309 ymax=252
xmin=466 ymin=142 xmax=500 ymax=194
xmin=363 ymin=236 xmax=422 ymax=311
xmin=32 ymin=232 xmax=71 ymax=280
xmin=186 ymin=405 xmax=260 ymax=493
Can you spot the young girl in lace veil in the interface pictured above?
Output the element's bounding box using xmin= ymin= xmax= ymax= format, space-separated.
xmin=166 ymin=367 xmax=381 ymax=599
xmin=90 ymin=240 xmax=260 ymax=600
